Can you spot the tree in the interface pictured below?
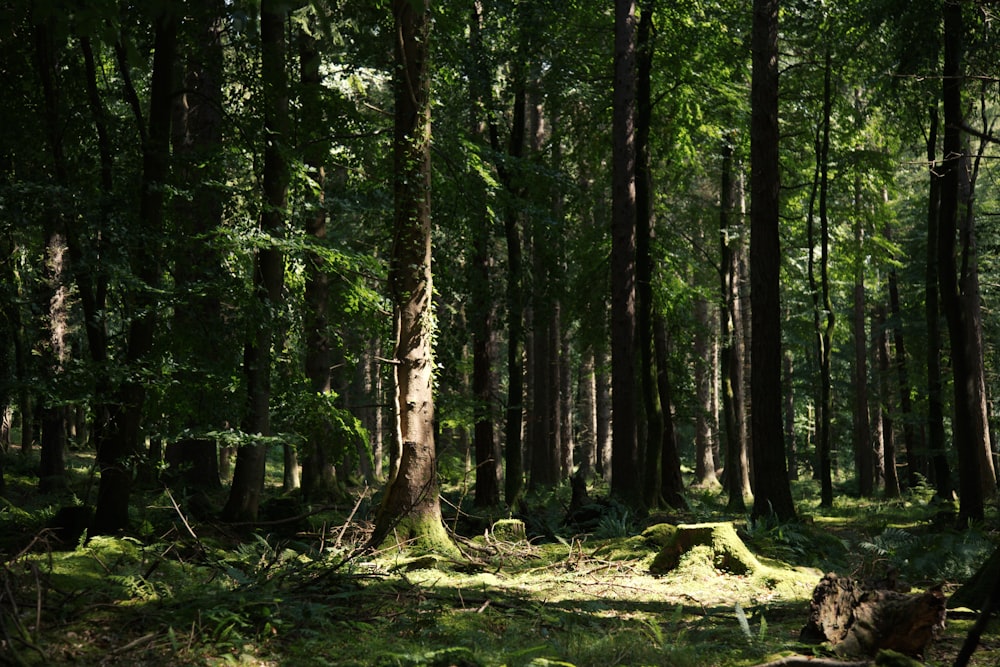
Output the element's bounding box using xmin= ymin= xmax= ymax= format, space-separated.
xmin=368 ymin=0 xmax=456 ymax=556
xmin=222 ymin=0 xmax=289 ymax=523
xmin=611 ymin=0 xmax=640 ymax=507
xmin=749 ymin=0 xmax=795 ymax=521
xmin=93 ymin=7 xmax=177 ymax=534
xmin=939 ymin=0 xmax=984 ymax=524
xmin=719 ymin=138 xmax=751 ymax=510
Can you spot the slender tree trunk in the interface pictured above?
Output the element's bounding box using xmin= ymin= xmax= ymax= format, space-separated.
xmin=750 ymin=0 xmax=795 ymax=521
xmin=923 ymin=104 xmax=951 ymax=500
xmin=635 ymin=0 xmax=664 ymax=506
xmin=93 ymin=11 xmax=177 ymax=534
xmin=596 ymin=347 xmax=613 ymax=483
xmin=876 ymin=305 xmax=901 ymax=498
xmin=783 ymin=349 xmax=797 ymax=480
xmin=298 ymin=21 xmax=340 ymax=501
xmin=653 ymin=314 xmax=685 ymax=509
xmin=468 ymin=0 xmax=501 ymax=508
xmin=939 ymin=1 xmax=983 ymax=523
xmin=611 ymin=0 xmax=640 ymax=507
xmin=694 ymin=290 xmax=717 ymax=487
xmin=222 ymin=0 xmax=288 ymax=522
xmin=886 ymin=211 xmax=920 ymax=490
xmin=368 ymin=0 xmax=455 ymax=556
xmin=578 ymin=347 xmax=598 ymax=481
xmin=719 ymin=139 xmax=750 ymax=510
xmin=853 ymin=177 xmax=874 ymax=497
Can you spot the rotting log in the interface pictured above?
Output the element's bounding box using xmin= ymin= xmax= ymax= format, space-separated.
xmin=799 ymin=572 xmax=945 ymax=658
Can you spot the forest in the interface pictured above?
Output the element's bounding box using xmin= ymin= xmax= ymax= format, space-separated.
xmin=2 ymin=0 xmax=1000 ymax=665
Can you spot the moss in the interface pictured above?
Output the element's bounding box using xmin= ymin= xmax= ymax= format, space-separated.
xmin=641 ymin=522 xmax=678 ymax=548
xmin=490 ymin=518 xmax=526 ymax=541
xmin=379 ymin=512 xmax=461 ymax=559
xmin=650 ymin=522 xmax=760 ymax=575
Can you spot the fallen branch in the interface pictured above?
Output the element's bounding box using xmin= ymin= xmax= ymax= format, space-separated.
xmin=750 ymin=658 xmax=870 ymax=667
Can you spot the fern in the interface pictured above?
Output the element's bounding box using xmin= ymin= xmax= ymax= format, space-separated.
xmin=735 ymin=602 xmax=753 ymax=643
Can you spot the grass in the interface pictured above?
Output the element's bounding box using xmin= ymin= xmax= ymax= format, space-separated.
xmin=0 ymin=449 xmax=998 ymax=666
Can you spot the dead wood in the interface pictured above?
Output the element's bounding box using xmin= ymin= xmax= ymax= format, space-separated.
xmin=800 ymin=572 xmax=945 ymax=658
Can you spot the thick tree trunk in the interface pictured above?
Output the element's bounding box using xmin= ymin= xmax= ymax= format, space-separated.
xmin=611 ymin=0 xmax=640 ymax=507
xmin=222 ymin=0 xmax=288 ymax=523
xmin=368 ymin=0 xmax=455 ymax=556
xmin=749 ymin=0 xmax=795 ymax=521
xmin=815 ymin=50 xmax=835 ymax=508
xmin=33 ymin=19 xmax=71 ymax=493
xmin=166 ymin=0 xmax=227 ymax=492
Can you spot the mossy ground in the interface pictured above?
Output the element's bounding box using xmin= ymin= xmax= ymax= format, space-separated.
xmin=1 ymin=452 xmax=998 ymax=666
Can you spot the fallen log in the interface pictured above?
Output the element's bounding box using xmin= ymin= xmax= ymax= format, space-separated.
xmin=799 ymin=573 xmax=945 ymax=658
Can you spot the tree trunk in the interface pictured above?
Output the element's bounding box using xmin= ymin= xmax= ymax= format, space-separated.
xmin=783 ymin=349 xmax=797 ymax=480
xmin=611 ymin=0 xmax=641 ymax=507
xmin=368 ymin=0 xmax=454 ymax=556
xmin=167 ymin=0 xmax=227 ymax=492
xmin=654 ymin=314 xmax=686 ymax=509
xmin=939 ymin=1 xmax=983 ymax=523
xmin=816 ymin=49 xmax=835 ymax=508
xmin=93 ymin=10 xmax=177 ymax=534
xmin=749 ymin=0 xmax=795 ymax=521
xmin=852 ymin=176 xmax=874 ymax=497
xmin=719 ymin=138 xmax=750 ymax=510
xmin=222 ymin=0 xmax=288 ymax=523
xmin=924 ymin=104 xmax=952 ymax=501
xmin=635 ymin=0 xmax=664 ymax=507
xmin=578 ymin=347 xmax=598 ymax=481
xmin=886 ymin=212 xmax=920 ymax=490
xmin=33 ymin=19 xmax=71 ymax=493
xmin=694 ymin=290 xmax=718 ymax=487
xmin=596 ymin=347 xmax=613 ymax=483
xmin=298 ymin=18 xmax=341 ymax=502
xmin=876 ymin=306 xmax=900 ymax=498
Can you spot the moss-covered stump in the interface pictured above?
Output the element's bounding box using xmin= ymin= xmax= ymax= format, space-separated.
xmin=649 ymin=522 xmax=761 ymax=575
xmin=490 ymin=518 xmax=527 ymax=542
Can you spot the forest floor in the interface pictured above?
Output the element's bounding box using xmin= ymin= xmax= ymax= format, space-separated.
xmin=1 ymin=450 xmax=999 ymax=666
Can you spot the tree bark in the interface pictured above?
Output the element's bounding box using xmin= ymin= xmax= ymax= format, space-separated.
xmin=368 ymin=0 xmax=454 ymax=556
xmin=611 ymin=0 xmax=641 ymax=507
xmin=939 ymin=0 xmax=983 ymax=523
xmin=876 ymin=306 xmax=901 ymax=498
xmin=166 ymin=0 xmax=227 ymax=491
xmin=924 ymin=104 xmax=952 ymax=501
xmin=468 ymin=0 xmax=501 ymax=508
xmin=93 ymin=10 xmax=177 ymax=534
xmin=222 ymin=0 xmax=288 ymax=523
xmin=749 ymin=0 xmax=795 ymax=521
xmin=849 ymin=174 xmax=874 ymax=497
xmin=654 ymin=314 xmax=685 ymax=509
xmin=719 ymin=138 xmax=750 ymax=510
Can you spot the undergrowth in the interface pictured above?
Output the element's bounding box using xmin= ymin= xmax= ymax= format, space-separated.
xmin=0 ymin=450 xmax=998 ymax=666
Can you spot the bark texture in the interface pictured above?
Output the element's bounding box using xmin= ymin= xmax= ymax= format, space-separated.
xmin=800 ymin=573 xmax=945 ymax=658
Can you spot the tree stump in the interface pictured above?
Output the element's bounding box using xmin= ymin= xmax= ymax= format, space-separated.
xmin=800 ymin=572 xmax=946 ymax=658
xmin=649 ymin=522 xmax=761 ymax=575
